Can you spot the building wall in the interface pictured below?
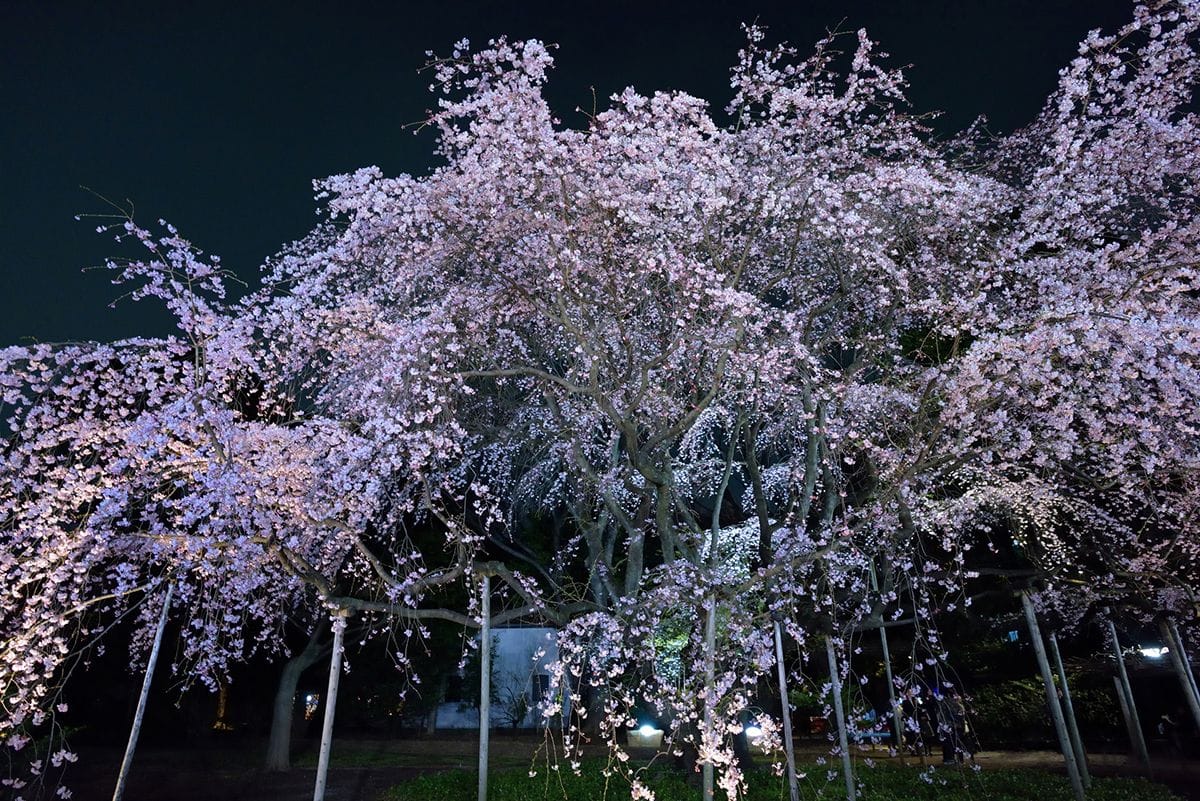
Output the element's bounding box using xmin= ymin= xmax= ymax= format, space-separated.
xmin=433 ymin=626 xmax=566 ymax=729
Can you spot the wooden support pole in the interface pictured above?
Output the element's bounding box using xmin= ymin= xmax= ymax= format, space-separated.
xmin=1048 ymin=631 xmax=1090 ymax=787
xmin=1021 ymin=593 xmax=1085 ymax=801
xmin=1106 ymin=614 xmax=1151 ymax=778
xmin=478 ymin=574 xmax=492 ymax=801
xmin=702 ymin=594 xmax=717 ymax=801
xmin=869 ymin=566 xmax=904 ymax=759
xmin=1167 ymin=620 xmax=1199 ymax=704
xmin=1160 ymin=619 xmax=1200 ymax=733
xmin=312 ymin=611 xmax=347 ymax=801
xmin=826 ymin=636 xmax=855 ymax=801
xmin=112 ymin=583 xmax=173 ymax=801
xmin=773 ymin=618 xmax=800 ymax=801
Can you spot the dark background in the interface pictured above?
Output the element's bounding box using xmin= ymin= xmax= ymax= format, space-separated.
xmin=1 ymin=0 xmax=1132 ymax=345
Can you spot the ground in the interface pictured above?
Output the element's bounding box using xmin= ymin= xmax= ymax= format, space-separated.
xmin=52 ymin=735 xmax=1200 ymax=801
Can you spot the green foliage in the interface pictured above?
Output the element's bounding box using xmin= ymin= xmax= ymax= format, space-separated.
xmin=787 ymin=688 xmax=825 ymax=719
xmin=968 ymin=679 xmax=1052 ymax=746
xmin=968 ymin=677 xmax=1121 ymax=748
xmin=381 ymin=761 xmax=1182 ymax=801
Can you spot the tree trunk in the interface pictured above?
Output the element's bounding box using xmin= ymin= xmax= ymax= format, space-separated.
xmin=312 ymin=612 xmax=348 ymax=801
xmin=266 ymin=623 xmax=328 ymax=772
xmin=1022 ymin=593 xmax=1085 ymax=801
xmin=112 ymin=583 xmax=173 ymax=801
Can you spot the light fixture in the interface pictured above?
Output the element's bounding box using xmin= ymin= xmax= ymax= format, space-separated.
xmin=744 ymin=725 xmax=763 ymax=740
xmin=628 ymin=723 xmax=664 ymax=749
xmin=1139 ymin=646 xmax=1168 ymax=659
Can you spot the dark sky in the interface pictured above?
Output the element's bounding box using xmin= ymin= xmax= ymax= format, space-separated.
xmin=1 ymin=0 xmax=1132 ymax=346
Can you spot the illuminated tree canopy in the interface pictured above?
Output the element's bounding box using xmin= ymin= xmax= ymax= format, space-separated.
xmin=2 ymin=3 xmax=1198 ymax=798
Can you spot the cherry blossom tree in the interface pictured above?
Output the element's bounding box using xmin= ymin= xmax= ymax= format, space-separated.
xmin=3 ymin=4 xmax=1199 ymax=800
xmin=939 ymin=0 xmax=1200 ymax=627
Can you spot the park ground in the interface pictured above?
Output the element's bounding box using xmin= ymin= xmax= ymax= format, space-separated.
xmin=53 ymin=735 xmax=1200 ymax=801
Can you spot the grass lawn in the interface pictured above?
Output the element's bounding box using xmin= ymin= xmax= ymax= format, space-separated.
xmin=380 ymin=759 xmax=1184 ymax=801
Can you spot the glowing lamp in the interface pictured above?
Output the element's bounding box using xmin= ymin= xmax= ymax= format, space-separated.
xmin=628 ymin=723 xmax=664 ymax=749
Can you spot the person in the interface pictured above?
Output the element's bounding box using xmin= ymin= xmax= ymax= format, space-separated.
xmin=913 ymin=688 xmax=935 ymax=756
xmin=938 ymin=691 xmax=968 ymax=764
xmin=1158 ymin=707 xmax=1182 ymax=755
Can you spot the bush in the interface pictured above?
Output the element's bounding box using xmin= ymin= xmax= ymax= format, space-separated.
xmin=381 ymin=761 xmax=1182 ymax=801
xmin=968 ymin=678 xmax=1122 ymax=749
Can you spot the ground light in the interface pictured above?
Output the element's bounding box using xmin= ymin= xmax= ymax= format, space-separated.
xmin=628 ymin=723 xmax=664 ymax=749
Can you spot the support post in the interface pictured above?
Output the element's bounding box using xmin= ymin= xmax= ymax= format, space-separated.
xmin=1113 ymin=675 xmax=1139 ymax=756
xmin=112 ymin=583 xmax=173 ymax=801
xmin=1160 ymin=619 xmax=1200 ymax=733
xmin=773 ymin=618 xmax=800 ymax=801
xmin=312 ymin=611 xmax=347 ymax=801
xmin=702 ymin=594 xmax=716 ymax=801
xmin=869 ymin=566 xmax=904 ymax=759
xmin=478 ymin=574 xmax=492 ymax=801
xmin=1021 ymin=593 xmax=1085 ymax=801
xmin=826 ymin=636 xmax=854 ymax=801
xmin=1048 ymin=631 xmax=1090 ymax=787
xmin=1167 ymin=620 xmax=1200 ymax=703
xmin=1106 ymin=613 xmax=1151 ymax=778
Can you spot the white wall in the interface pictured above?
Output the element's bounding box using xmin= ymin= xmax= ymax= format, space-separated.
xmin=433 ymin=626 xmax=567 ymax=729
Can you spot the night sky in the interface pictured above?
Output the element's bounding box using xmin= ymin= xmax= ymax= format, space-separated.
xmin=2 ymin=0 xmax=1133 ymax=346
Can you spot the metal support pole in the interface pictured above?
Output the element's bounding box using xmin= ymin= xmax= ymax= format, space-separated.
xmin=112 ymin=583 xmax=173 ymax=801
xmin=826 ymin=636 xmax=855 ymax=801
xmin=1106 ymin=613 xmax=1151 ymax=778
xmin=312 ymin=611 xmax=347 ymax=801
xmin=1021 ymin=593 xmax=1085 ymax=801
xmin=1048 ymin=631 xmax=1090 ymax=787
xmin=773 ymin=619 xmax=800 ymax=801
xmin=1160 ymin=619 xmax=1200 ymax=733
xmin=478 ymin=575 xmax=492 ymax=801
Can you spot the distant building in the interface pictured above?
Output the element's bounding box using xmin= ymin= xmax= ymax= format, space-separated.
xmin=432 ymin=626 xmax=566 ymax=730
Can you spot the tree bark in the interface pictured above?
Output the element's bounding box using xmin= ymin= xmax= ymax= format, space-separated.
xmin=1022 ymin=593 xmax=1085 ymax=801
xmin=265 ymin=623 xmax=328 ymax=772
xmin=112 ymin=583 xmax=173 ymax=801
